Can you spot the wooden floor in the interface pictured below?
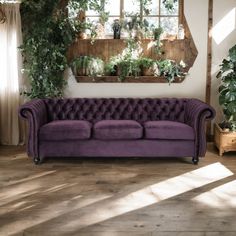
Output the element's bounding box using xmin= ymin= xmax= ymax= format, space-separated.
xmin=0 ymin=144 xmax=236 ymax=236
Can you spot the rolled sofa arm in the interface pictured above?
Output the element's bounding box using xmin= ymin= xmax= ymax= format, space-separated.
xmin=19 ymin=99 xmax=48 ymax=158
xmin=185 ymin=99 xmax=215 ymax=157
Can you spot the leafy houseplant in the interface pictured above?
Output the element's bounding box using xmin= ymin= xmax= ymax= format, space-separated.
xmin=216 ymin=44 xmax=236 ymax=131
xmin=71 ymin=56 xmax=92 ymax=76
xmin=71 ymin=56 xmax=104 ymax=77
xmin=87 ymin=57 xmax=105 ymax=77
xmin=152 ymin=26 xmax=164 ymax=55
xmin=138 ymin=57 xmax=154 ymax=76
xmin=20 ymin=0 xmax=77 ymax=98
xmin=20 ymin=0 xmax=107 ymax=99
xmin=105 ymin=38 xmax=142 ymax=81
xmin=123 ymin=13 xmax=149 ymax=40
xmin=157 ymin=59 xmax=187 ymax=84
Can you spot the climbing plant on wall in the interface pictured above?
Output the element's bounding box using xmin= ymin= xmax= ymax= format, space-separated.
xmin=20 ymin=0 xmax=72 ymax=98
xmin=20 ymin=0 xmax=105 ymax=98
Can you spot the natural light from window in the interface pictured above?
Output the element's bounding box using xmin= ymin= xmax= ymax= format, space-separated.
xmin=0 ymin=162 xmax=234 ymax=235
xmin=85 ymin=0 xmax=180 ymax=36
xmin=212 ymin=8 xmax=236 ymax=45
xmin=193 ymin=180 xmax=236 ymax=208
xmin=60 ymin=163 xmax=233 ymax=231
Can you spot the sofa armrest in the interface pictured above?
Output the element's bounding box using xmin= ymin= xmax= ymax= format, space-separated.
xmin=19 ymin=99 xmax=48 ymax=158
xmin=185 ymin=99 xmax=215 ymax=157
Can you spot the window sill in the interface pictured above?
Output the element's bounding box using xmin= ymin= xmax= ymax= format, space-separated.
xmin=76 ymin=38 xmax=186 ymax=42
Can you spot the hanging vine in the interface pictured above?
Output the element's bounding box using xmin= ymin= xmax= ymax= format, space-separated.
xmin=20 ymin=0 xmax=106 ymax=99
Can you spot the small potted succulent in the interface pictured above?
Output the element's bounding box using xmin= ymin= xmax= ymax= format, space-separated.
xmin=214 ymin=44 xmax=236 ymax=156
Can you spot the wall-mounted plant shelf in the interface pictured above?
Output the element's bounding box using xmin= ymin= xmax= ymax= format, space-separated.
xmin=75 ymin=76 xmax=185 ymax=83
xmin=68 ymin=14 xmax=197 ymax=83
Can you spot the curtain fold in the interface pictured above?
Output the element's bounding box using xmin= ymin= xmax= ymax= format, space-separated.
xmin=0 ymin=3 xmax=25 ymax=145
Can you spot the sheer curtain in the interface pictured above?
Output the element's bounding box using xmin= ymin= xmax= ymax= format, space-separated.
xmin=0 ymin=2 xmax=25 ymax=145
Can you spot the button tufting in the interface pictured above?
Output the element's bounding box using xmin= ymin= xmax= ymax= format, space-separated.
xmin=44 ymin=98 xmax=187 ymax=123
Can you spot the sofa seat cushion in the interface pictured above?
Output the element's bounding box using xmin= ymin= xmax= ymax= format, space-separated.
xmin=39 ymin=120 xmax=92 ymax=141
xmin=144 ymin=121 xmax=194 ymax=140
xmin=94 ymin=120 xmax=143 ymax=140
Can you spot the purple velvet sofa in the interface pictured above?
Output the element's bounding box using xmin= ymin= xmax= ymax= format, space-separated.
xmin=19 ymin=98 xmax=215 ymax=165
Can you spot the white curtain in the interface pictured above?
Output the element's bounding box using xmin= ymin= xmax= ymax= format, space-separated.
xmin=0 ymin=3 xmax=25 ymax=145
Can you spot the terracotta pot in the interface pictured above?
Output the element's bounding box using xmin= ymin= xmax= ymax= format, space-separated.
xmin=78 ymin=32 xmax=87 ymax=39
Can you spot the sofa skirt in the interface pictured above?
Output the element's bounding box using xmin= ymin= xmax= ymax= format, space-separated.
xmin=38 ymin=139 xmax=195 ymax=158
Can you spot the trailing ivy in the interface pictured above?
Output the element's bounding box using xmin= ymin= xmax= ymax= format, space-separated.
xmin=20 ymin=0 xmax=106 ymax=98
xmin=20 ymin=0 xmax=74 ymax=98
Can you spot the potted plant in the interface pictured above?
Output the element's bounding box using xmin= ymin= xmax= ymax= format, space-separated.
xmin=71 ymin=56 xmax=104 ymax=77
xmin=157 ymin=59 xmax=187 ymax=84
xmin=71 ymin=56 xmax=92 ymax=76
xmin=87 ymin=57 xmax=105 ymax=77
xmin=152 ymin=26 xmax=163 ymax=55
xmin=214 ymin=44 xmax=236 ymax=156
xmin=123 ymin=13 xmax=149 ymax=40
xmin=138 ymin=57 xmax=154 ymax=76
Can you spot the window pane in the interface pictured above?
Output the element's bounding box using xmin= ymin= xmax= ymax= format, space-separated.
xmin=143 ymin=17 xmax=159 ymax=28
xmin=148 ymin=0 xmax=159 ymax=15
xmin=86 ymin=17 xmax=100 ymax=24
xmin=86 ymin=9 xmax=99 ymax=16
xmin=124 ymin=0 xmax=140 ymax=15
xmin=160 ymin=17 xmax=178 ymax=35
xmin=105 ymin=17 xmax=120 ymax=35
xmin=105 ymin=0 xmax=120 ymax=15
xmin=160 ymin=0 xmax=179 ymax=15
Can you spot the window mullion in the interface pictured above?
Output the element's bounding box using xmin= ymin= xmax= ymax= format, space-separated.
xmin=120 ymin=0 xmax=124 ymax=20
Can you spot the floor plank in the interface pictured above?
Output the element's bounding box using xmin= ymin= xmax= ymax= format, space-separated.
xmin=0 ymin=144 xmax=236 ymax=236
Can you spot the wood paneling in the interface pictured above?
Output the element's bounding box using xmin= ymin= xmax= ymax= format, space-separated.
xmin=69 ymin=38 xmax=196 ymax=66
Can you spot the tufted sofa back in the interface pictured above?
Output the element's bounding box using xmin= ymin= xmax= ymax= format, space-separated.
xmin=44 ymin=98 xmax=188 ymax=124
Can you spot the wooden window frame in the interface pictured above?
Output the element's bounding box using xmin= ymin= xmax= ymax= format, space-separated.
xmin=85 ymin=0 xmax=184 ymax=36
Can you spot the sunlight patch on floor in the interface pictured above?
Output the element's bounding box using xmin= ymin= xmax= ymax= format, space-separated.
xmin=63 ymin=163 xmax=233 ymax=230
xmin=192 ymin=180 xmax=236 ymax=208
xmin=0 ymin=163 xmax=233 ymax=235
xmin=0 ymin=194 xmax=113 ymax=236
xmin=212 ymin=8 xmax=236 ymax=44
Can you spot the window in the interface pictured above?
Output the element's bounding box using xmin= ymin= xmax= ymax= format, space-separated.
xmin=86 ymin=0 xmax=182 ymax=37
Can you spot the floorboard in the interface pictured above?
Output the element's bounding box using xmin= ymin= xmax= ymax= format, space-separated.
xmin=0 ymin=143 xmax=236 ymax=236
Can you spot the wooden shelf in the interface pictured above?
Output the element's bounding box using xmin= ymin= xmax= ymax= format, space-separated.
xmin=75 ymin=76 xmax=185 ymax=83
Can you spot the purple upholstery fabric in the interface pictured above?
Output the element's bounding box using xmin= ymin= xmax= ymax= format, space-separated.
xmin=44 ymin=98 xmax=187 ymax=124
xmin=39 ymin=120 xmax=92 ymax=141
xmin=19 ymin=99 xmax=47 ymax=158
xmin=144 ymin=121 xmax=194 ymax=140
xmin=19 ymin=98 xmax=216 ymax=161
xmin=94 ymin=120 xmax=143 ymax=140
xmin=39 ymin=139 xmax=195 ymax=158
xmin=185 ymin=99 xmax=216 ymax=156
